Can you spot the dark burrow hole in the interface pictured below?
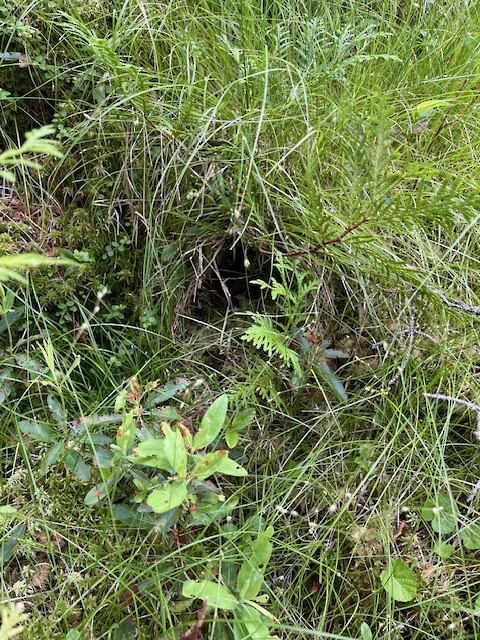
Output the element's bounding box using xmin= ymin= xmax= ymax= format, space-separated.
xmin=197 ymin=244 xmax=275 ymax=313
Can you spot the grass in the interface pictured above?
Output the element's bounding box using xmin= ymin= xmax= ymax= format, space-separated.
xmin=2 ymin=0 xmax=480 ymax=638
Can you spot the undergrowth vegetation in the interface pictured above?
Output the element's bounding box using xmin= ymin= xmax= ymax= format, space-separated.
xmin=2 ymin=0 xmax=480 ymax=638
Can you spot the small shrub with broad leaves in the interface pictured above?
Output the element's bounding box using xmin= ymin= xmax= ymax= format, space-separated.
xmin=182 ymin=525 xmax=279 ymax=639
xmin=84 ymin=381 xmax=248 ymax=532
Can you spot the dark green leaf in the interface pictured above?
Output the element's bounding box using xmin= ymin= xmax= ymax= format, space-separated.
xmin=47 ymin=395 xmax=66 ymax=424
xmin=64 ymin=450 xmax=91 ymax=482
xmin=0 ymin=523 xmax=25 ymax=566
xmin=18 ymin=419 xmax=56 ymax=443
xmin=84 ymin=483 xmax=109 ymax=505
xmin=112 ymin=504 xmax=158 ymax=529
xmin=40 ymin=441 xmax=64 ymax=475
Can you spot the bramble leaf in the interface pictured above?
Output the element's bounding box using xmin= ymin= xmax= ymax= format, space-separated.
xmin=380 ymin=559 xmax=417 ymax=602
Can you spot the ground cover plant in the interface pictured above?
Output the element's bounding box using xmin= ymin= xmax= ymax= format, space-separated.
xmin=2 ymin=0 xmax=480 ymax=638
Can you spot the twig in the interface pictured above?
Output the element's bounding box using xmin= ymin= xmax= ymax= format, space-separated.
xmin=429 ymin=287 xmax=480 ymax=316
xmin=284 ymin=217 xmax=369 ymax=257
xmin=423 ymin=392 xmax=480 ymax=441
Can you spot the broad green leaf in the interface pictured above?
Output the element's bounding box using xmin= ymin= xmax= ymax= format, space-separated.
xmin=182 ymin=580 xmax=239 ymax=610
xmin=189 ymin=497 xmax=238 ymax=526
xmin=460 ymin=523 xmax=480 ymax=550
xmin=130 ymin=438 xmax=171 ymax=470
xmin=421 ymin=494 xmax=458 ymax=534
xmin=226 ymin=430 xmax=240 ymax=448
xmin=433 ymin=541 xmax=455 ymax=559
xmin=380 ymin=559 xmax=417 ymax=602
xmin=47 ymin=395 xmax=66 ymax=424
xmin=66 ymin=631 xmax=82 ymax=640
xmin=193 ymin=394 xmax=229 ymax=449
xmin=412 ymin=99 xmax=452 ymax=118
xmin=192 ymin=450 xmax=230 ymax=480
xmin=18 ymin=419 xmax=56 ymax=443
xmin=0 ymin=523 xmax=25 ymax=566
xmin=0 ymin=305 xmax=24 ymax=333
xmin=315 ymin=361 xmax=348 ymax=402
xmin=241 ymin=604 xmax=280 ymax=639
xmin=360 ymin=622 xmax=373 ymax=640
xmin=237 ymin=527 xmax=274 ymax=601
xmin=162 ymin=423 xmax=187 ymax=477
xmin=84 ymin=483 xmax=109 ymax=505
xmin=116 ymin=410 xmax=136 ymax=453
xmin=216 ymin=455 xmax=248 ymax=477
xmin=40 ymin=441 xmax=64 ymax=475
xmin=147 ymin=378 xmax=189 ymax=406
xmin=226 ymin=409 xmax=255 ymax=448
xmin=64 ymin=450 xmax=91 ymax=482
xmin=112 ymin=504 xmax=158 ymax=529
xmin=151 ymin=406 xmax=182 ymax=421
xmin=146 ymin=480 xmax=188 ymax=513
xmin=0 ymin=506 xmax=17 ymax=515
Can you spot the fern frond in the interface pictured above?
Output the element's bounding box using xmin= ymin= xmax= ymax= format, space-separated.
xmin=242 ymin=314 xmax=301 ymax=373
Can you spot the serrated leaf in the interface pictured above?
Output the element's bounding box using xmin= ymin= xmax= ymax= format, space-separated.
xmin=433 ymin=541 xmax=455 ymax=559
xmin=18 ymin=419 xmax=56 ymax=443
xmin=237 ymin=527 xmax=274 ymax=601
xmin=146 ymin=480 xmax=188 ymax=513
xmin=380 ymin=559 xmax=417 ymax=602
xmin=64 ymin=450 xmax=91 ymax=482
xmin=230 ymin=409 xmax=255 ymax=433
xmin=182 ymin=580 xmax=239 ymax=610
xmin=47 ymin=395 xmax=66 ymax=424
xmin=193 ymin=395 xmax=229 ymax=449
xmin=460 ymin=523 xmax=480 ymax=550
xmin=162 ymin=423 xmax=187 ymax=477
xmin=421 ymin=494 xmax=458 ymax=534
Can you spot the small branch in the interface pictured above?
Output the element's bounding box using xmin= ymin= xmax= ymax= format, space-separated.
xmin=285 ymin=216 xmax=369 ymax=257
xmin=429 ymin=287 xmax=480 ymax=316
xmin=424 ymin=392 xmax=480 ymax=441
